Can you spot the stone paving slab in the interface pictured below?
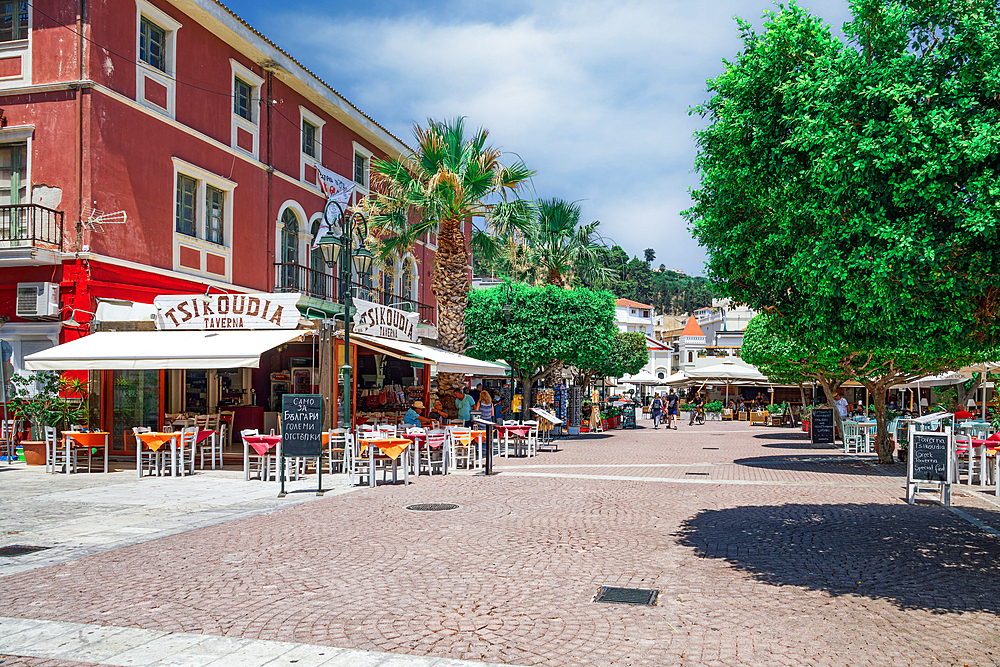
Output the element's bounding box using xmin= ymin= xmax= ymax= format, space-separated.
xmin=0 ymin=618 xmax=521 ymax=667
xmin=1 ymin=422 xmax=998 ymax=666
xmin=0 ymin=466 xmax=357 ymax=578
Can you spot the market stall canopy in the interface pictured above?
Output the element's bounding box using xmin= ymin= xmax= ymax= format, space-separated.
xmin=893 ymin=371 xmax=973 ymax=389
xmin=350 ymin=333 xmax=509 ymax=376
xmin=24 ymin=329 xmax=306 ymax=370
xmin=619 ymin=371 xmax=663 ymax=385
xmin=662 ymin=370 xmax=692 ymax=386
xmin=685 ymin=358 xmax=768 ymax=383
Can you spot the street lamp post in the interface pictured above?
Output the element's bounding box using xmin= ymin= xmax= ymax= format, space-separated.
xmin=318 ymin=200 xmax=374 ymax=431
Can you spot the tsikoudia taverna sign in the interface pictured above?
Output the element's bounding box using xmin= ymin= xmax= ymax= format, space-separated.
xmin=352 ymin=298 xmax=419 ymax=342
xmin=154 ymin=293 xmax=302 ymax=330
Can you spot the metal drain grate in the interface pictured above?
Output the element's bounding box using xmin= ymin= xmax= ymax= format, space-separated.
xmin=406 ymin=503 xmax=460 ymax=512
xmin=0 ymin=545 xmax=50 ymax=557
xmin=702 ymin=447 xmax=719 ymax=450
xmin=685 ymin=472 xmax=710 ymax=476
xmin=594 ymin=586 xmax=658 ymax=606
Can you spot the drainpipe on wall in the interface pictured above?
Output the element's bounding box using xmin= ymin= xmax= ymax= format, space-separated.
xmin=75 ymin=0 xmax=84 ymax=253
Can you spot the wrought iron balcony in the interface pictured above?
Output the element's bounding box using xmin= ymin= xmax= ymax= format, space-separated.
xmin=0 ymin=204 xmax=63 ymax=250
xmin=274 ymin=262 xmax=436 ymax=325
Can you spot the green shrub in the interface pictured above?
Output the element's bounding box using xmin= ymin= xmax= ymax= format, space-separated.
xmin=680 ymin=402 xmax=694 ymax=412
xmin=704 ymin=400 xmax=724 ymax=413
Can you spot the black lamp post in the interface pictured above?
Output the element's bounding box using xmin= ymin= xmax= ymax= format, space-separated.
xmin=317 ymin=200 xmax=374 ymax=430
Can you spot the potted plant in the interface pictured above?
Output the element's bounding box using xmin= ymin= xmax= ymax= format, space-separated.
xmin=8 ymin=372 xmax=88 ymax=465
xmin=704 ymin=400 xmax=724 ymax=421
xmin=679 ymin=402 xmax=693 ymax=422
xmin=801 ymin=405 xmax=813 ymax=433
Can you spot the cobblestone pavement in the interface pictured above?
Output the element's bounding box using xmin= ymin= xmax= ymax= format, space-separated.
xmin=2 ymin=421 xmax=999 ymax=666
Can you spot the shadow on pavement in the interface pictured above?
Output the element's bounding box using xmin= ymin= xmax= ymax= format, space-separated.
xmin=676 ymin=502 xmax=1000 ymax=614
xmin=732 ymin=455 xmax=897 ymax=477
xmin=753 ymin=431 xmax=811 ymax=441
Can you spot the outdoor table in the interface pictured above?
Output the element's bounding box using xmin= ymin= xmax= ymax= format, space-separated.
xmin=135 ymin=431 xmax=180 ymax=478
xmin=242 ymin=434 xmax=281 ymax=481
xmin=401 ymin=431 xmax=449 ymax=476
xmin=61 ymin=431 xmax=109 ymax=474
xmin=494 ymin=424 xmax=532 ymax=457
xmin=955 ymin=434 xmax=1000 ymax=493
xmin=857 ymin=422 xmax=877 ymax=453
xmin=358 ymin=437 xmax=411 ymax=487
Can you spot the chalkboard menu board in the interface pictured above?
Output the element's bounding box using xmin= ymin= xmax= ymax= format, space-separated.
xmin=622 ymin=405 xmax=636 ymax=429
xmin=910 ymin=432 xmax=949 ymax=482
xmin=810 ymin=408 xmax=835 ymax=444
xmin=281 ymin=394 xmax=323 ymax=458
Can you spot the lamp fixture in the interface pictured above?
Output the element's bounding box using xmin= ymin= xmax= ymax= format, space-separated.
xmin=920 ymin=397 xmax=929 ymax=407
xmin=62 ymin=308 xmax=97 ymax=328
xmin=967 ymin=398 xmax=977 ymax=408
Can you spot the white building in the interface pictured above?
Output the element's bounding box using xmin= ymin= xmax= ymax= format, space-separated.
xmin=614 ymin=299 xmax=654 ymax=335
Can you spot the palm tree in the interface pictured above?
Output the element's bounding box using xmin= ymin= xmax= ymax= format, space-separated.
xmin=367 ymin=117 xmax=534 ymax=403
xmin=507 ymin=198 xmax=615 ymax=288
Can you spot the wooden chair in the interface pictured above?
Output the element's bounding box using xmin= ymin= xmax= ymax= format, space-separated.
xmin=241 ymin=428 xmax=267 ymax=481
xmin=133 ymin=426 xmax=163 ymax=478
xmin=1 ymin=419 xmax=18 ymax=463
xmin=722 ymin=409 xmax=733 ymax=421
xmin=842 ymin=421 xmax=861 ymax=454
xmin=749 ymin=411 xmax=767 ymax=426
xmin=179 ymin=426 xmax=198 ymax=475
xmin=327 ymin=430 xmax=349 ymax=474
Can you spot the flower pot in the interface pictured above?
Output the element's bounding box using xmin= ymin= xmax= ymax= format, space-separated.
xmin=802 ymin=419 xmax=810 ymax=433
xmin=21 ymin=440 xmax=46 ymax=466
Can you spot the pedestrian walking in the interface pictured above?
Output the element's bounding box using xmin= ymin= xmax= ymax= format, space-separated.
xmin=651 ymin=393 xmax=663 ymax=428
xmin=666 ymin=389 xmax=679 ymax=429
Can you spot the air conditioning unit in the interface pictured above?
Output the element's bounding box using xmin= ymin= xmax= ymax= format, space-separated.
xmin=16 ymin=282 xmax=60 ymax=319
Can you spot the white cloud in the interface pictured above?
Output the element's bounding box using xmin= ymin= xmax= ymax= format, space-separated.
xmin=263 ymin=0 xmax=854 ymax=275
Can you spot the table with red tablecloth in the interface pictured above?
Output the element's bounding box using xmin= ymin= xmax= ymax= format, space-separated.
xmin=401 ymin=431 xmax=449 ymax=476
xmin=493 ymin=424 xmax=534 ymax=457
xmin=955 ymin=432 xmax=1000 ymax=492
xmin=242 ymin=434 xmax=282 ymax=481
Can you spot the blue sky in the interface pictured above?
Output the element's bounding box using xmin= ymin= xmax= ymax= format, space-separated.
xmin=226 ymin=0 xmax=854 ymax=275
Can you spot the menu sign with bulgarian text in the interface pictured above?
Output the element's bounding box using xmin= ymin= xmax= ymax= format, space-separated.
xmin=281 ymin=394 xmax=323 ymax=458
xmin=154 ymin=293 xmax=301 ymax=330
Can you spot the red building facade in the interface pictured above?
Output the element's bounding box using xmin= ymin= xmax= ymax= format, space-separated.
xmin=0 ymin=0 xmax=444 ymax=377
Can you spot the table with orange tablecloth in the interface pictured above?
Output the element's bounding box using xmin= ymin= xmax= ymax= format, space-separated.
xmin=61 ymin=432 xmax=110 ymax=474
xmin=135 ymin=431 xmax=180 ymax=478
xmin=358 ymin=437 xmax=411 ymax=487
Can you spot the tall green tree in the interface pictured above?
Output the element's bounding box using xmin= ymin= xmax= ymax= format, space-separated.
xmin=465 ymin=283 xmax=616 ymax=418
xmin=506 ymin=198 xmax=614 ymax=288
xmin=686 ymin=0 xmax=1000 ymax=461
xmin=368 ymin=118 xmax=534 ymax=404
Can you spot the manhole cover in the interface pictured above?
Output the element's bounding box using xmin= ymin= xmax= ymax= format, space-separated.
xmin=685 ymin=472 xmax=710 ymax=476
xmin=0 ymin=545 xmax=50 ymax=557
xmin=406 ymin=503 xmax=460 ymax=512
xmin=594 ymin=586 xmax=658 ymax=606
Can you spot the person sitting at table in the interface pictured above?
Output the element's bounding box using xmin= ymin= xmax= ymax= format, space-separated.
xmin=429 ymin=400 xmax=449 ymax=425
xmin=403 ymin=401 xmax=434 ymax=428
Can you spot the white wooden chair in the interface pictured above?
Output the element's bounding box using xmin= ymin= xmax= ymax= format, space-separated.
xmin=347 ymin=433 xmax=372 ymax=487
xmin=178 ymin=426 xmax=198 ymax=475
xmin=193 ymin=415 xmax=222 ymax=470
xmin=424 ymin=431 xmax=447 ymax=475
xmin=46 ymin=425 xmax=76 ymax=474
xmin=842 ymin=421 xmax=861 ymax=454
xmin=133 ymin=426 xmax=163 ymax=478
xmin=327 ymin=430 xmax=349 ymax=474
xmin=241 ymin=428 xmax=267 ymax=481
xmin=448 ymin=427 xmax=478 ymax=470
xmin=1 ymin=419 xmax=18 ymax=463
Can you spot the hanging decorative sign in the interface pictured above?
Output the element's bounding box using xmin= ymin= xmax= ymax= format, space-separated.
xmin=352 ymin=297 xmax=419 ymax=342
xmin=153 ymin=293 xmax=302 ymax=330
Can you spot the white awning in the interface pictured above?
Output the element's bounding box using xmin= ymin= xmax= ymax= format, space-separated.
xmin=24 ymin=329 xmax=306 ymax=370
xmin=350 ymin=333 xmax=509 ymax=376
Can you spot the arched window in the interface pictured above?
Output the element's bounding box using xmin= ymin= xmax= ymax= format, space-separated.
xmin=280 ymin=208 xmax=299 ymax=289
xmin=401 ymin=257 xmax=415 ymax=308
xmin=309 ymin=219 xmax=327 ymax=298
xmin=687 ymin=351 xmax=693 ymax=363
xmin=382 ymin=265 xmax=394 ymax=300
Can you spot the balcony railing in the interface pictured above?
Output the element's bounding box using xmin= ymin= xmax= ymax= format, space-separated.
xmin=0 ymin=204 xmax=63 ymax=250
xmin=274 ymin=262 xmax=437 ymax=326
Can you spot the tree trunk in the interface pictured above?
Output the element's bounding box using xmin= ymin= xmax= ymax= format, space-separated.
xmin=869 ymin=382 xmax=893 ymax=464
xmin=431 ymin=216 xmax=471 ymax=418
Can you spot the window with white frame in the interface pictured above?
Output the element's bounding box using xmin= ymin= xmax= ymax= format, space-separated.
xmin=135 ymin=0 xmax=180 ymax=117
xmin=0 ymin=130 xmax=30 ymax=242
xmin=171 ymin=158 xmax=235 ymax=281
xmin=0 ymin=0 xmax=30 ymax=90
xmin=0 ymin=1 xmax=28 ymax=42
xmin=230 ymin=59 xmax=263 ymax=159
xmin=299 ymin=107 xmax=325 ymax=186
xmin=352 ymin=142 xmax=372 ymax=191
